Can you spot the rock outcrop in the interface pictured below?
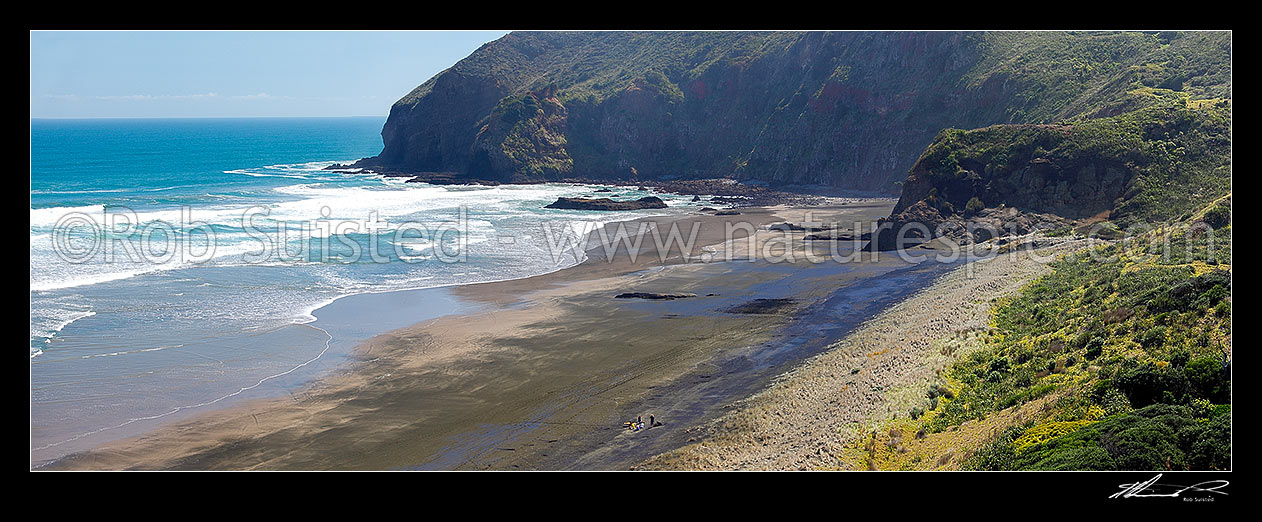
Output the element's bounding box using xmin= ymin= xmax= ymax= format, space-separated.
xmin=866 ymin=103 xmax=1232 ymax=250
xmin=544 ymin=196 xmax=667 ymax=211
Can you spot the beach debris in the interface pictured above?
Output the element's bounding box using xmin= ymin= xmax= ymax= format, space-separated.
xmin=624 ymin=414 xmax=662 ymax=432
xmin=624 ymin=416 xmax=646 ymax=432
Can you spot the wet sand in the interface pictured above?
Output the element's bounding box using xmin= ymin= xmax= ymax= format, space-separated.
xmin=637 ymin=236 xmax=1097 ymax=470
xmin=43 ymin=199 xmax=956 ymax=470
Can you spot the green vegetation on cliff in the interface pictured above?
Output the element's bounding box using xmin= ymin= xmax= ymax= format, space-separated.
xmin=896 ymin=100 xmax=1231 ymax=226
xmin=963 ymin=31 xmax=1231 ymax=123
xmin=908 ymin=196 xmax=1232 ymax=470
xmin=971 ymin=403 xmax=1230 ymax=470
xmin=362 ymin=31 xmax=1230 ymax=191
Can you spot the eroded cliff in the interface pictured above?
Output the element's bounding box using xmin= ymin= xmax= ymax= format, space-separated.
xmin=355 ymin=31 xmax=1231 ymax=193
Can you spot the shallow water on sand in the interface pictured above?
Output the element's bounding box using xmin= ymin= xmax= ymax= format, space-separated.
xmin=30 ymin=118 xmax=709 ymax=466
xmin=405 ymin=254 xmax=963 ymax=470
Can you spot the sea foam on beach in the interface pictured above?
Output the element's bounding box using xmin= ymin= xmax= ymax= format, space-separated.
xmin=30 ymin=118 xmax=706 ymax=466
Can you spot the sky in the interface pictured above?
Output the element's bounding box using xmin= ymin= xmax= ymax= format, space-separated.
xmin=30 ymin=30 xmax=510 ymax=119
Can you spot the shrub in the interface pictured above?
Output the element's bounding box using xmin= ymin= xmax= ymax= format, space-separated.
xmin=1214 ymin=300 xmax=1230 ymax=317
xmin=1044 ymin=226 xmax=1073 ymax=237
xmin=1100 ymin=388 xmax=1133 ymax=416
xmin=1151 ymin=269 xmax=1231 ymax=313
xmin=964 ymin=196 xmax=986 ymax=216
xmin=1201 ymin=201 xmax=1230 ymax=229
xmin=1011 ymin=420 xmax=1096 ymax=453
xmin=966 ymin=425 xmax=1025 ymax=470
xmin=1090 ymin=379 xmax=1114 ymax=401
xmin=1140 ymin=326 xmax=1167 ymax=348
xmin=1114 ymin=361 xmax=1187 ymax=407
xmin=1182 ymin=414 xmax=1231 ymax=470
xmin=1185 ymin=356 xmax=1230 ymax=403
xmin=1004 ymin=404 xmax=1228 ymax=470
xmin=1169 ymin=347 xmax=1191 ymax=367
xmin=1084 ymin=336 xmax=1105 ymax=359
xmin=989 ymin=356 xmax=1011 ymax=374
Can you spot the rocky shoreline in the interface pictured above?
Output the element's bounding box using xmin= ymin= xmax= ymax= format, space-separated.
xmin=324 ymin=164 xmax=850 ymax=208
xmin=544 ymin=196 xmax=667 ymax=211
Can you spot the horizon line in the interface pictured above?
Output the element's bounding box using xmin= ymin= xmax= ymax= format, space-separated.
xmin=31 ymin=115 xmax=388 ymax=120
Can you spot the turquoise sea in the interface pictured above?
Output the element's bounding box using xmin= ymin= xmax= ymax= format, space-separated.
xmin=29 ymin=117 xmax=705 ymax=466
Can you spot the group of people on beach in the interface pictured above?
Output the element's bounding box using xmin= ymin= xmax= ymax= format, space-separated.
xmin=624 ymin=414 xmax=662 ymax=432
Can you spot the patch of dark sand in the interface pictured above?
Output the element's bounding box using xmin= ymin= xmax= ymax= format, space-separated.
xmin=615 ymin=292 xmax=697 ymax=300
xmin=723 ymin=298 xmax=797 ymax=315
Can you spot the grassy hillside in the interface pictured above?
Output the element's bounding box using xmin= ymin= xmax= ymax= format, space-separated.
xmin=865 ymin=195 xmax=1231 ymax=470
xmin=363 ymin=31 xmax=1231 ymax=191
xmin=895 ymin=99 xmax=1231 ymax=227
xmin=963 ymin=31 xmax=1231 ymax=123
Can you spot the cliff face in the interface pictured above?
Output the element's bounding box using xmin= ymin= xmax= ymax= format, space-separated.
xmin=894 ymin=124 xmax=1131 ymax=221
xmin=356 ymin=31 xmax=1231 ymax=193
xmin=865 ymin=102 xmax=1232 ymax=250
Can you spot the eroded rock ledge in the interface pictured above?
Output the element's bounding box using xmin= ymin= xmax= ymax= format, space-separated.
xmin=545 ymin=196 xmax=668 ymax=211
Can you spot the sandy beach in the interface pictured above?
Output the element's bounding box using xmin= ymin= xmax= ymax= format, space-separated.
xmin=637 ymin=236 xmax=1097 ymax=470
xmin=46 ymin=198 xmax=969 ymax=470
xmin=31 ymin=31 xmax=1232 ymax=479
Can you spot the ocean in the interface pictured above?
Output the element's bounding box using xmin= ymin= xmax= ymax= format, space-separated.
xmin=29 ymin=117 xmax=706 ymax=466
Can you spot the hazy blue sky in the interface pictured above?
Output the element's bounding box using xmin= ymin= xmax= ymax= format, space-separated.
xmin=30 ymin=30 xmax=510 ymax=119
